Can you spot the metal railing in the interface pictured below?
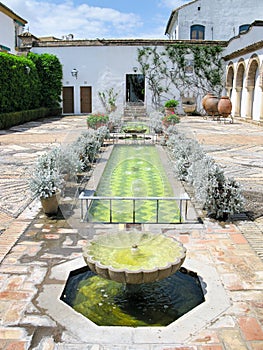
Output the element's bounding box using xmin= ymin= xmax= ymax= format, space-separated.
xmin=105 ymin=132 xmax=158 ymax=144
xmin=79 ymin=192 xmax=190 ymax=224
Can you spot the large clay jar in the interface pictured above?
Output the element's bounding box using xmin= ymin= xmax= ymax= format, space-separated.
xmin=203 ymin=94 xmax=219 ymax=116
xmin=218 ymin=96 xmax=232 ymax=118
xmin=202 ymin=93 xmax=215 ymax=109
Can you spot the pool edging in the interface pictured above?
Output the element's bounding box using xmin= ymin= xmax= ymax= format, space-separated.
xmin=36 ymin=256 xmax=231 ymax=345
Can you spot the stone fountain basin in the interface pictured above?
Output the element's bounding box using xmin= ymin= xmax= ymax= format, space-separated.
xmin=83 ymin=231 xmax=186 ymax=284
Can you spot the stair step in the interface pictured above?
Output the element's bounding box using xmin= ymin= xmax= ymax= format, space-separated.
xmin=123 ymin=104 xmax=147 ymax=120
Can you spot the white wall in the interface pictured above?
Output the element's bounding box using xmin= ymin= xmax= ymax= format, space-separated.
xmin=170 ymin=0 xmax=263 ymax=41
xmin=33 ymin=45 xmax=162 ymax=114
xmin=0 ymin=12 xmax=15 ymax=53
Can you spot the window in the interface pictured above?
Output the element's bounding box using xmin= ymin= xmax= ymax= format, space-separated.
xmin=239 ymin=24 xmax=250 ymax=34
xmin=190 ymin=25 xmax=205 ymax=40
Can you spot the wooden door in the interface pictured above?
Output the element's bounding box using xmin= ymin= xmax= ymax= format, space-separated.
xmin=81 ymin=86 xmax=92 ymax=113
xmin=63 ymin=87 xmax=74 ymax=113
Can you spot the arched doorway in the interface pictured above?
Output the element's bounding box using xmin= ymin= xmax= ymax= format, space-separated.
xmin=226 ymin=64 xmax=234 ymax=98
xmin=245 ymin=56 xmax=259 ymax=120
xmin=235 ymin=61 xmax=245 ymax=118
xmin=126 ymin=74 xmax=145 ymax=104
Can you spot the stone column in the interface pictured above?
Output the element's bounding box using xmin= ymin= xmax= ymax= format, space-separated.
xmin=260 ymin=86 xmax=263 ymax=123
xmin=245 ymin=86 xmax=254 ymax=120
xmin=234 ymin=87 xmax=242 ymax=117
xmin=226 ymin=87 xmax=232 ymax=98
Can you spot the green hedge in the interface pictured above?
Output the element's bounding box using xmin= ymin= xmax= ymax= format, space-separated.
xmin=0 ymin=107 xmax=62 ymax=129
xmin=0 ymin=53 xmax=41 ymax=113
xmin=0 ymin=52 xmax=63 ymax=114
xmin=28 ymin=53 xmax=63 ymax=108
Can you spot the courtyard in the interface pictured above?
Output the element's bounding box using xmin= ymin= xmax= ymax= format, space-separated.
xmin=0 ymin=114 xmax=262 ymax=349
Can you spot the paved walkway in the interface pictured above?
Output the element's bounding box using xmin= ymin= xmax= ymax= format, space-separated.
xmin=0 ymin=115 xmax=262 ymax=349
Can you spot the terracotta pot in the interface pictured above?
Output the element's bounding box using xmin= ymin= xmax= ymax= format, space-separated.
xmin=165 ymin=107 xmax=175 ymax=116
xmin=218 ymin=96 xmax=232 ymax=118
xmin=202 ymin=93 xmax=215 ymax=109
xmin=40 ymin=192 xmax=60 ymax=215
xmin=203 ymin=94 xmax=219 ymax=116
xmin=183 ymin=103 xmax=196 ymax=115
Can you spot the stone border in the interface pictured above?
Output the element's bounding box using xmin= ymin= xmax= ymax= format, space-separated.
xmin=36 ymin=257 xmax=230 ymax=345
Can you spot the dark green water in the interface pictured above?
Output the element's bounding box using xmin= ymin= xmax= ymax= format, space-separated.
xmin=88 ymin=145 xmax=180 ymax=223
xmin=61 ymin=267 xmax=205 ymax=327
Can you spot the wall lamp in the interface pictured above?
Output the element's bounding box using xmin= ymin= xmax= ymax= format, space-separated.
xmin=133 ymin=66 xmax=138 ymax=73
xmin=71 ymin=68 xmax=78 ymax=79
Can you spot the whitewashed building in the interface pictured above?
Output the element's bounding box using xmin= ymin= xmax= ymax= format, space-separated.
xmin=223 ymin=21 xmax=263 ymax=124
xmin=0 ymin=2 xmax=27 ymax=54
xmin=3 ymin=1 xmax=263 ymax=124
xmin=165 ymin=0 xmax=263 ymax=41
xmin=29 ymin=39 xmax=189 ymax=115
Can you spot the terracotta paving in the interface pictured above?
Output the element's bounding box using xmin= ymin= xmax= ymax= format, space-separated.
xmin=0 ymin=115 xmax=262 ymax=349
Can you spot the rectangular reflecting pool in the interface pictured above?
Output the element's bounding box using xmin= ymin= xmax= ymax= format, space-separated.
xmin=87 ymin=145 xmax=182 ymax=223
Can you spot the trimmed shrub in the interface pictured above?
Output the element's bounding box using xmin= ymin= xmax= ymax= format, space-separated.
xmin=28 ymin=52 xmax=63 ymax=108
xmin=0 ymin=108 xmax=48 ymax=129
xmin=0 ymin=53 xmax=41 ymax=113
xmin=166 ymin=128 xmax=244 ymax=220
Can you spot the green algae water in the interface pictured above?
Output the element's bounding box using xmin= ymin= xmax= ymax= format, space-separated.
xmin=85 ymin=231 xmax=184 ymax=271
xmin=88 ymin=145 xmax=180 ymax=223
xmin=61 ymin=267 xmax=205 ymax=327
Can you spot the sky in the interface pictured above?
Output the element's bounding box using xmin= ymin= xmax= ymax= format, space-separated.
xmin=4 ymin=0 xmax=191 ymax=39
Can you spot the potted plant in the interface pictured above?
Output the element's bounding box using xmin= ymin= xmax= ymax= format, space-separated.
xmin=49 ymin=146 xmax=83 ymax=181
xmin=87 ymin=114 xmax=109 ymax=129
xmin=98 ymin=88 xmax=119 ymax=113
xmin=164 ymin=99 xmax=179 ymax=115
xmin=29 ymin=153 xmax=64 ymax=215
xmin=122 ymin=124 xmax=147 ymax=134
xmin=162 ymin=114 xmax=180 ymax=128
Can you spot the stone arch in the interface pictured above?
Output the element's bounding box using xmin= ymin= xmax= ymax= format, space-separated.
xmin=258 ymin=61 xmax=263 ymax=122
xmin=234 ymin=60 xmax=245 ymax=117
xmin=245 ymin=55 xmax=260 ymax=119
xmin=226 ymin=62 xmax=234 ymax=97
xmin=235 ymin=59 xmax=245 ymax=88
xmin=259 ymin=61 xmax=263 ymax=89
xmin=246 ymin=54 xmax=260 ymax=87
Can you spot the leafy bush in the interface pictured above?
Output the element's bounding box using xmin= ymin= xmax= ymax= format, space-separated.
xmin=72 ymin=127 xmax=108 ymax=169
xmin=87 ymin=114 xmax=109 ymax=129
xmin=29 ymin=152 xmax=64 ymax=198
xmin=162 ymin=114 xmax=180 ymax=126
xmin=29 ymin=127 xmax=107 ymax=198
xmin=122 ymin=124 xmax=147 ymax=133
xmin=164 ymin=99 xmax=179 ymax=108
xmin=149 ymin=111 xmax=163 ymax=134
xmin=28 ymin=53 xmax=63 ymax=108
xmin=0 ymin=52 xmax=62 ymax=122
xmin=108 ymin=110 xmax=123 ymax=132
xmin=167 ymin=128 xmax=244 ymax=220
xmin=0 ymin=53 xmax=41 ymax=113
xmin=0 ymin=108 xmax=62 ymax=130
xmin=49 ymin=146 xmax=83 ymax=178
xmin=0 ymin=108 xmax=48 ymax=129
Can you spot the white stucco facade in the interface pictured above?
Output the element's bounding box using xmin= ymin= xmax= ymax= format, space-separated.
xmin=165 ymin=0 xmax=263 ymax=41
xmin=3 ymin=1 xmax=263 ymax=124
xmin=32 ymin=42 xmax=179 ymax=115
xmin=0 ymin=3 xmax=27 ymax=54
xmin=223 ymin=22 xmax=263 ymax=123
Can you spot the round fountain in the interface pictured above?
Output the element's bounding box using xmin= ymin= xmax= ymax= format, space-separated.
xmin=59 ymin=142 xmax=206 ymax=328
xmin=61 ymin=230 xmax=204 ymax=327
xmin=82 ymin=230 xmax=186 ymax=284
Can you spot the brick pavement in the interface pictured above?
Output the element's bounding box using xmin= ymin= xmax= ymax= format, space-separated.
xmin=0 ymin=115 xmax=262 ymax=349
